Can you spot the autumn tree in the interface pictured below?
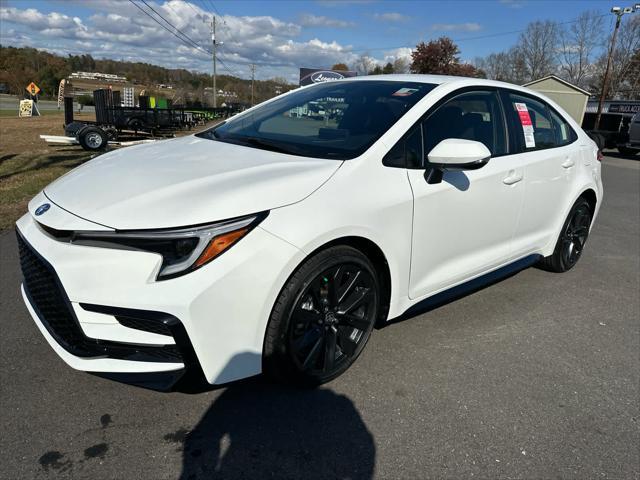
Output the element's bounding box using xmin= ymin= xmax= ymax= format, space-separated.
xmin=410 ymin=37 xmax=483 ymax=77
xmin=331 ymin=63 xmax=349 ymax=71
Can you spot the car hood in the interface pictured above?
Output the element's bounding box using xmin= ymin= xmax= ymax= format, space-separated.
xmin=44 ymin=135 xmax=342 ymax=230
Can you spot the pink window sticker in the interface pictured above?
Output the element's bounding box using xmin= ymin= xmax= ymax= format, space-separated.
xmin=514 ymin=102 xmax=536 ymax=148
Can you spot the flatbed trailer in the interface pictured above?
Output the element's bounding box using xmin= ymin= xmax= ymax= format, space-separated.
xmin=62 ymin=89 xmax=239 ymax=151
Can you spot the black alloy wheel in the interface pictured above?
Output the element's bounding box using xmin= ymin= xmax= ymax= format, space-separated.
xmin=288 ymin=263 xmax=376 ymax=376
xmin=560 ymin=202 xmax=591 ymax=269
xmin=264 ymin=246 xmax=380 ymax=385
xmin=538 ymin=197 xmax=593 ymax=273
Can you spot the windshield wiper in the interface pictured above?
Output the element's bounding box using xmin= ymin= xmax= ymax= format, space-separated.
xmin=242 ymin=137 xmax=299 ymax=155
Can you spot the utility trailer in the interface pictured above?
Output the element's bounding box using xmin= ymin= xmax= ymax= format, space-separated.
xmin=582 ymin=112 xmax=635 ymax=152
xmin=63 ymin=89 xmax=237 ymax=151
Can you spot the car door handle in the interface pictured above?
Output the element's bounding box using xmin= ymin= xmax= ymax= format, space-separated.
xmin=503 ymin=171 xmax=523 ymax=185
xmin=561 ymin=158 xmax=575 ymax=169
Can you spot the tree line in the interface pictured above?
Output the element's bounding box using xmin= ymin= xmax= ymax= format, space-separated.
xmin=338 ymin=12 xmax=640 ymax=99
xmin=1 ymin=11 xmax=638 ymax=104
xmin=0 ymin=45 xmax=291 ymax=105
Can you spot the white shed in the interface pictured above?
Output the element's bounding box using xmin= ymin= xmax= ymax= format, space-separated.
xmin=523 ymin=75 xmax=591 ymax=124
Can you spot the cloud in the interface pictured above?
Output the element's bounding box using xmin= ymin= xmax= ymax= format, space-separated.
xmin=430 ymin=22 xmax=482 ymax=32
xmin=0 ymin=3 xmax=374 ymax=81
xmin=372 ymin=12 xmax=409 ymax=22
xmin=299 ymin=14 xmax=354 ymax=28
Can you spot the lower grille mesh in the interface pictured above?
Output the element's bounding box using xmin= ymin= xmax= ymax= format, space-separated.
xmin=17 ymin=230 xmax=183 ymax=363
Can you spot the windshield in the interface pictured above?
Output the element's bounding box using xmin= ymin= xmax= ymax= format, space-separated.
xmin=198 ymin=80 xmax=437 ymax=160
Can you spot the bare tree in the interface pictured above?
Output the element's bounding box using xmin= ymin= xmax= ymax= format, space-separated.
xmin=518 ymin=20 xmax=559 ymax=81
xmin=352 ymin=53 xmax=377 ymax=76
xmin=474 ymin=46 xmax=527 ymax=84
xmin=392 ymin=57 xmax=409 ymax=74
xmin=558 ymin=11 xmax=604 ymax=88
xmin=591 ymin=16 xmax=640 ymax=99
xmin=611 ymin=16 xmax=640 ymax=98
xmin=475 ymin=52 xmax=511 ymax=81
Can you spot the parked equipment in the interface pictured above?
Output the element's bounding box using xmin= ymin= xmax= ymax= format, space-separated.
xmin=63 ymin=89 xmax=241 ymax=151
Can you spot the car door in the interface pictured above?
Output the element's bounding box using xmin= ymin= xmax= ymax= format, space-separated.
xmin=501 ymin=91 xmax=580 ymax=257
xmin=404 ymin=88 xmax=524 ymax=300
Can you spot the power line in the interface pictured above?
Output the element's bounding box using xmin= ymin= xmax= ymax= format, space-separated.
xmin=128 ymin=0 xmax=211 ymax=56
xmin=137 ymin=0 xmax=211 ymax=55
xmin=348 ymin=13 xmax=611 ymax=53
xmin=181 ymin=0 xmax=202 ymax=18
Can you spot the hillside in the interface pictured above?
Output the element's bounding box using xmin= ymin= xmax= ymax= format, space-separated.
xmin=0 ymin=45 xmax=293 ymax=105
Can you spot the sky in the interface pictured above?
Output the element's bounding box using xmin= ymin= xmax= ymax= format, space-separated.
xmin=0 ymin=0 xmax=623 ymax=83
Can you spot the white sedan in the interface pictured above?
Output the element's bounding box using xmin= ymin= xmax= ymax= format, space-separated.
xmin=16 ymin=75 xmax=602 ymax=390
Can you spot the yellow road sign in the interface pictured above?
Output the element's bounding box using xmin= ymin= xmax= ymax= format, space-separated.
xmin=26 ymin=82 xmax=41 ymax=96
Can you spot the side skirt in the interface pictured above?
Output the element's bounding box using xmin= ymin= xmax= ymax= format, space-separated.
xmin=389 ymin=254 xmax=542 ymax=324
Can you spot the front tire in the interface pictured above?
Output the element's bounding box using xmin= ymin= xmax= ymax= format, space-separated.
xmin=263 ymin=246 xmax=380 ymax=386
xmin=538 ymin=198 xmax=592 ymax=272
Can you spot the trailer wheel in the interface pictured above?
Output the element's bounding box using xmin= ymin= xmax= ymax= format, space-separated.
xmin=127 ymin=118 xmax=145 ymax=131
xmin=78 ymin=126 xmax=108 ymax=151
xmin=64 ymin=121 xmax=88 ymax=138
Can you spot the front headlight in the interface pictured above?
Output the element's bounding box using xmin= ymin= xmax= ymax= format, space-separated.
xmin=71 ymin=213 xmax=267 ymax=280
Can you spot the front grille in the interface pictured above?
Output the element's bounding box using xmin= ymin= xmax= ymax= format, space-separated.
xmin=17 ymin=231 xmax=88 ymax=353
xmin=16 ymin=230 xmax=184 ymax=363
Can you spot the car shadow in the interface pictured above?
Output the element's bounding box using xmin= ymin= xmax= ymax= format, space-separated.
xmin=603 ymin=150 xmax=640 ymax=161
xmin=442 ymin=170 xmax=470 ymax=191
xmin=175 ymin=376 xmax=375 ymax=480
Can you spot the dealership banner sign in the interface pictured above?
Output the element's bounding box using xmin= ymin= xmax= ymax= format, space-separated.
xmin=299 ymin=68 xmax=357 ymax=86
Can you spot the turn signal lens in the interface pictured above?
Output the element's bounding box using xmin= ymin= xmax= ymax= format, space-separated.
xmin=194 ymin=228 xmax=249 ymax=267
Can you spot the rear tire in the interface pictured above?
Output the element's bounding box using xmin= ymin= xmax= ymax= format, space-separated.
xmin=538 ymin=198 xmax=592 ymax=273
xmin=263 ymin=246 xmax=380 ymax=386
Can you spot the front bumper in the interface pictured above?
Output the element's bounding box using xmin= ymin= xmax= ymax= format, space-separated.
xmin=16 ymin=204 xmax=303 ymax=388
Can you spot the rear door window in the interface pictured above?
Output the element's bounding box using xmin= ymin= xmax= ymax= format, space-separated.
xmin=548 ymin=108 xmax=577 ymax=146
xmin=506 ymin=93 xmax=557 ymax=151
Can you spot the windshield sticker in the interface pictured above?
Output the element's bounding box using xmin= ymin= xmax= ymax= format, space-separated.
xmin=514 ymin=102 xmax=536 ymax=148
xmin=392 ymin=88 xmax=419 ymax=97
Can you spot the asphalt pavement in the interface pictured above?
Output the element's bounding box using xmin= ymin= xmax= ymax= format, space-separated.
xmin=0 ymin=94 xmax=95 ymax=113
xmin=1 ymin=154 xmax=638 ymax=480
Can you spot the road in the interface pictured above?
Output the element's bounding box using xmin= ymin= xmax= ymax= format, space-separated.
xmin=0 ymin=94 xmax=95 ymax=113
xmin=0 ymin=154 xmax=638 ymax=480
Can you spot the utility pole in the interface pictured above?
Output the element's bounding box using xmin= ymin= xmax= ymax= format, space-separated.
xmin=211 ymin=16 xmax=217 ymax=108
xmin=594 ymin=4 xmax=639 ymax=130
xmin=250 ymin=64 xmax=256 ymax=106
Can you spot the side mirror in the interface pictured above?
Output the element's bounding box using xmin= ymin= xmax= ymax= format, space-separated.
xmin=425 ymin=138 xmax=491 ymax=184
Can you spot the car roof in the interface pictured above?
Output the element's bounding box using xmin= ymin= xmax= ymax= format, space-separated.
xmin=341 ymin=73 xmax=536 ymax=93
xmin=339 ymin=74 xmax=566 ymax=104
xmin=344 ymin=74 xmax=463 ymax=85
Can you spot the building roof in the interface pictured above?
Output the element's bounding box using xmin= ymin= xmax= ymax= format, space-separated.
xmin=522 ymin=75 xmax=591 ymax=96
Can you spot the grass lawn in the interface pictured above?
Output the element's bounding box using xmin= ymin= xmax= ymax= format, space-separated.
xmin=0 ymin=113 xmax=94 ymax=229
xmin=0 ymin=113 xmax=218 ymax=230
